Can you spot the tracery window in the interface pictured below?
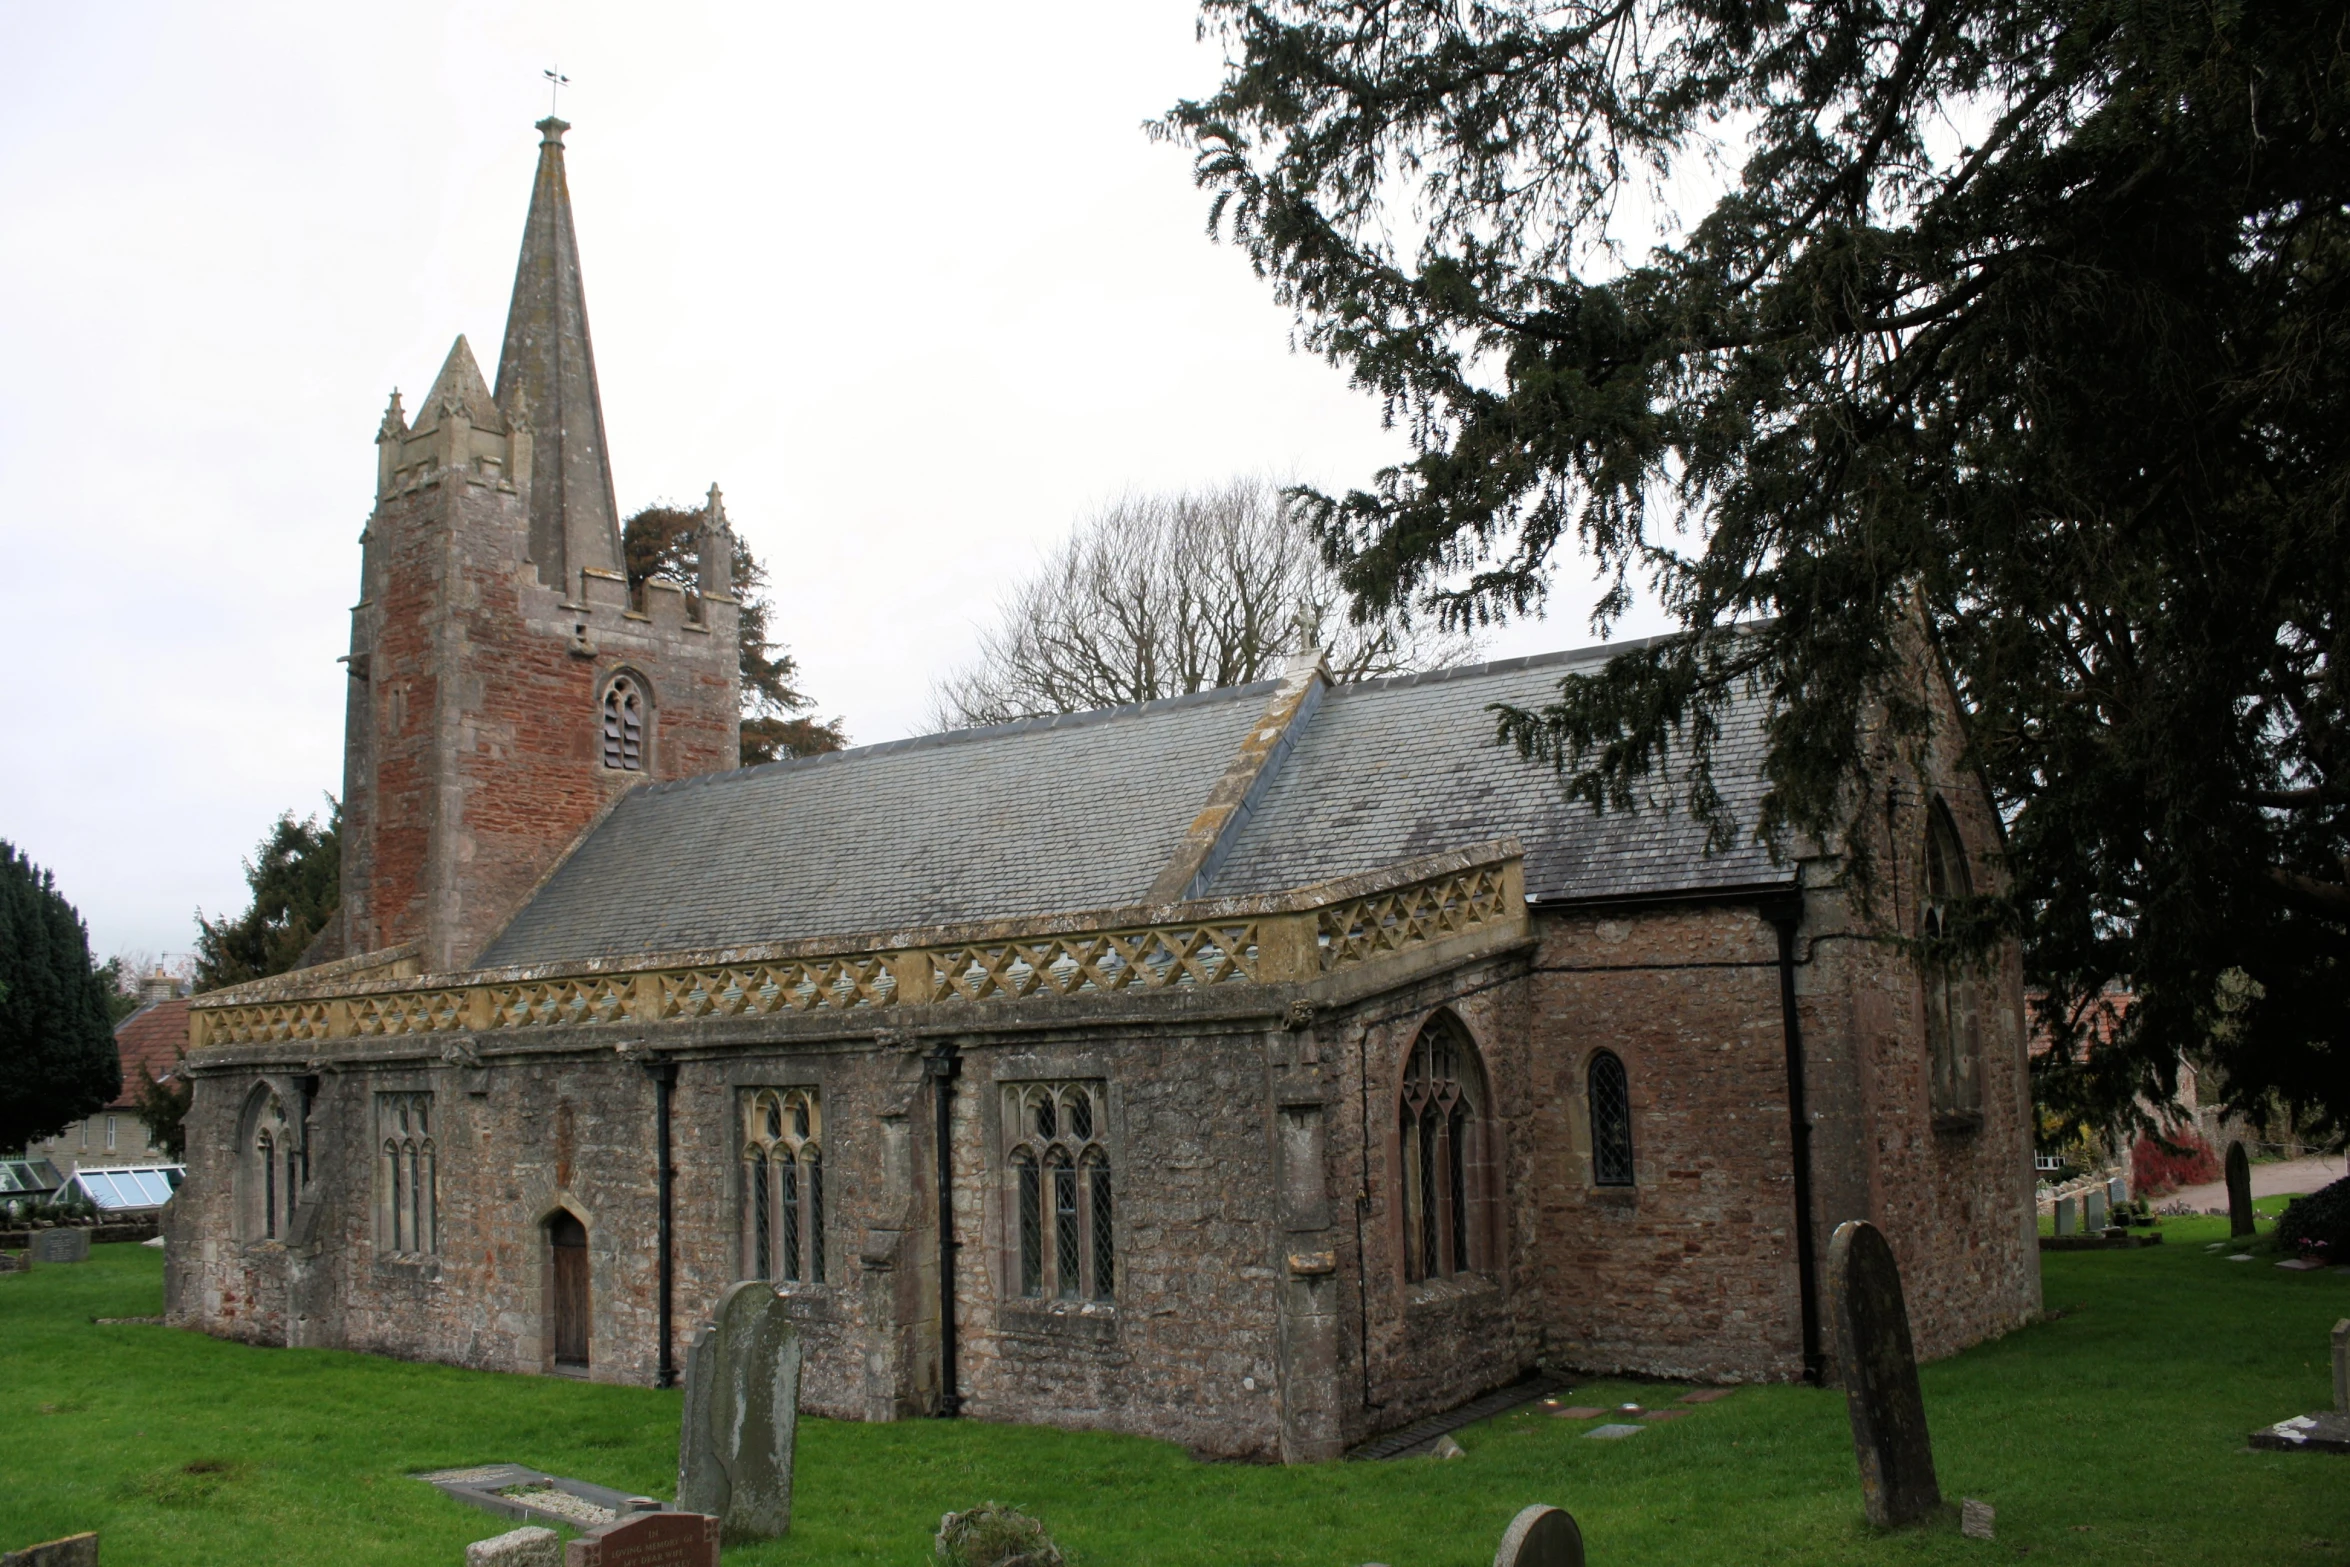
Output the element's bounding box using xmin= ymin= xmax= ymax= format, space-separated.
xmin=1004 ymin=1081 xmax=1112 ymax=1302
xmin=245 ymin=1087 xmax=297 ymax=1243
xmin=741 ymin=1089 xmax=824 ymax=1284
xmin=1921 ymin=799 xmax=1984 ymax=1124
xmin=1398 ymin=1012 xmax=1492 ymax=1283
xmin=1588 ymin=1051 xmax=1635 ymax=1186
xmin=377 ymin=1092 xmax=437 ymax=1255
xmin=601 ymin=675 xmax=646 ymax=771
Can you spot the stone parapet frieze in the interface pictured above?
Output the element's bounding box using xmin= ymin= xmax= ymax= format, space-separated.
xmin=188 ymin=842 xmax=1525 ymax=1052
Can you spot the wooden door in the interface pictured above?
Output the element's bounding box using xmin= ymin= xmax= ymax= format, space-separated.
xmin=549 ymin=1212 xmax=589 ymax=1367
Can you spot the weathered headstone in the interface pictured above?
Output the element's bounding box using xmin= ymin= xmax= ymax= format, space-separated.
xmin=468 ymin=1526 xmax=561 ymax=1567
xmin=0 ymin=1533 xmax=98 ymax=1567
xmin=2084 ymin=1189 xmax=2107 ymax=1231
xmin=676 ymin=1280 xmax=801 ymax=1540
xmin=2227 ymin=1141 xmax=2255 ymax=1237
xmin=2107 ymin=1176 xmax=2127 ymax=1212
xmin=31 ymin=1229 xmax=89 ymax=1264
xmin=1492 ymin=1504 xmax=1584 ymax=1567
xmin=2334 ymin=1319 xmax=2349 ymax=1415
xmin=563 ymin=1510 xmax=719 ymax=1567
xmin=2053 ymin=1197 xmax=2076 ymax=1237
xmin=0 ymin=1252 xmax=29 ymax=1274
xmin=1827 ymin=1219 xmax=1941 ymax=1528
xmin=1960 ymin=1500 xmax=1995 ymax=1540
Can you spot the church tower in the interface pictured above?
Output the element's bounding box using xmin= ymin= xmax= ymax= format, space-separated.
xmin=336 ymin=118 xmax=742 ymax=973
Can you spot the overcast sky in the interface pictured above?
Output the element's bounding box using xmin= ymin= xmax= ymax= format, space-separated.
xmin=0 ymin=0 xmax=1671 ymax=964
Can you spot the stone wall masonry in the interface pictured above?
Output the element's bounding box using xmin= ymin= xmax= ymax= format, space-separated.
xmin=170 ymin=815 xmax=2034 ymax=1463
xmin=1522 ymin=904 xmax=1809 ymax=1384
xmin=1330 ymin=952 xmax=1540 ymax=1446
xmin=342 ymin=444 xmax=738 ymax=975
xmin=1793 ymin=664 xmax=2042 ymax=1367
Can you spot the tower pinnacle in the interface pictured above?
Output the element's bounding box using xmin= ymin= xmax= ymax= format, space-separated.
xmin=495 ymin=116 xmax=621 ymax=592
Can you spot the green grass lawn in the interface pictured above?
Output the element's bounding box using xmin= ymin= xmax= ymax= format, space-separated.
xmin=3 ymin=1218 xmax=2347 ymax=1566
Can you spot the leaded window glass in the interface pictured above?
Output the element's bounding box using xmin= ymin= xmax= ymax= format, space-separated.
xmin=1922 ymin=800 xmax=1983 ymax=1122
xmin=1003 ymin=1080 xmax=1112 ymax=1302
xmin=1398 ymin=1011 xmax=1491 ymax=1284
xmin=375 ymin=1092 xmax=436 ymax=1255
xmin=1588 ymin=1051 xmax=1635 ymax=1186
xmin=245 ymin=1085 xmax=301 ymax=1245
xmin=741 ymin=1088 xmax=824 ymax=1283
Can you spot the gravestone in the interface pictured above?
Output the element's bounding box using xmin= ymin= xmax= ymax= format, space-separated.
xmin=676 ymin=1280 xmax=801 ymax=1540
xmin=2107 ymin=1177 xmax=2127 ymax=1211
xmin=1492 ymin=1504 xmax=1584 ymax=1567
xmin=1961 ymin=1500 xmax=1995 ymax=1540
xmin=0 ymin=1252 xmax=28 ymax=1274
xmin=2053 ymin=1197 xmax=2076 ymax=1237
xmin=2084 ymin=1189 xmax=2107 ymax=1231
xmin=0 ymin=1534 xmax=98 ymax=1567
xmin=1827 ymin=1220 xmax=1941 ymax=1528
xmin=2334 ymin=1319 xmax=2349 ymax=1415
xmin=563 ymin=1510 xmax=719 ymax=1567
xmin=2227 ymin=1141 xmax=2255 ymax=1237
xmin=31 ymin=1229 xmax=89 ymax=1264
xmin=469 ymin=1526 xmax=561 ymax=1567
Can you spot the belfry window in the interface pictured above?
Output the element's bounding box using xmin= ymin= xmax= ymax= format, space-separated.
xmin=742 ymin=1089 xmax=824 ymax=1284
xmin=1588 ymin=1051 xmax=1635 ymax=1185
xmin=1922 ymin=799 xmax=1983 ymax=1123
xmin=376 ymin=1092 xmax=437 ymax=1255
xmin=1398 ymin=1011 xmax=1492 ymax=1284
xmin=1004 ymin=1081 xmax=1112 ymax=1302
xmin=601 ymin=675 xmax=646 ymax=771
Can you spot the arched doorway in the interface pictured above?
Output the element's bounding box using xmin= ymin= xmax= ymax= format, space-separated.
xmin=547 ymin=1211 xmax=589 ymax=1370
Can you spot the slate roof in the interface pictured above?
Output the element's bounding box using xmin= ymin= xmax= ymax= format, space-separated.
xmin=1204 ymin=642 xmax=1787 ymax=904
xmin=479 ymin=635 xmax=1789 ymax=969
xmin=479 ymin=682 xmax=1282 ymax=965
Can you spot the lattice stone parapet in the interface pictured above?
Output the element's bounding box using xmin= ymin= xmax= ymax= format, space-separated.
xmin=189 ymin=842 xmax=1525 ymax=1051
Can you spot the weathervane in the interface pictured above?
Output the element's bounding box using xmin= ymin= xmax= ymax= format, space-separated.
xmin=543 ymin=65 xmax=570 ymax=117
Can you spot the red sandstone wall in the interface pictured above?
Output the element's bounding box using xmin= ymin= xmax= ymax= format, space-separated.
xmin=1521 ymin=906 xmax=1810 ymax=1382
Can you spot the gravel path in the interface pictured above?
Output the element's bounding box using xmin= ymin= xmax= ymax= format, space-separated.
xmin=2169 ymin=1152 xmax=2346 ymax=1212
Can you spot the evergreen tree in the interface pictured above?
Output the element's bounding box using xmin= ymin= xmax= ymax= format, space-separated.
xmin=1166 ymin=0 xmax=2350 ymax=1141
xmin=193 ymin=806 xmax=341 ymax=991
xmin=623 ymin=506 xmax=848 ymax=764
xmin=0 ymin=842 xmax=120 ymax=1152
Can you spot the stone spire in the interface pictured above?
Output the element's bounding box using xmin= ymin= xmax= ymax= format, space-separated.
xmin=494 ymin=116 xmax=622 ymax=592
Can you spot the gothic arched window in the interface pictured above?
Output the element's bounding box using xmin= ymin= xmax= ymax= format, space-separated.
xmin=243 ymin=1087 xmax=295 ymax=1243
xmin=742 ymin=1089 xmax=824 ymax=1283
xmin=1398 ymin=1012 xmax=1492 ymax=1284
xmin=1003 ymin=1081 xmax=1112 ymax=1301
xmin=601 ymin=675 xmax=647 ymax=771
xmin=376 ymin=1092 xmax=436 ymax=1255
xmin=1588 ymin=1051 xmax=1635 ymax=1186
xmin=1922 ymin=799 xmax=1983 ymax=1124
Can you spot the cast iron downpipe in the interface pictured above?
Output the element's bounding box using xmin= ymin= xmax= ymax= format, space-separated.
xmin=647 ymin=1058 xmax=679 ymax=1388
xmin=925 ymin=1043 xmax=963 ymax=1416
xmin=1765 ymin=898 xmax=1824 ymax=1384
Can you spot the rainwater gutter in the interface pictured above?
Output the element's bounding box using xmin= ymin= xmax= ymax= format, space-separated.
xmin=1763 ymin=896 xmax=1824 ymax=1384
xmin=646 ymin=1058 xmax=679 ymax=1388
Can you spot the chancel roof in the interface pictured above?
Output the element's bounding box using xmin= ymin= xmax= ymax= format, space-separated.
xmin=1203 ymin=643 xmax=1784 ymax=905
xmin=478 ymin=638 xmax=1790 ymax=969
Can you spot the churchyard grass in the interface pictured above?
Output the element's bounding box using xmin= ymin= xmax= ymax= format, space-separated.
xmin=4 ymin=1225 xmax=2348 ymax=1567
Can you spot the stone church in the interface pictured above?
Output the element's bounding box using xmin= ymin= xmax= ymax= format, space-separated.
xmin=169 ymin=118 xmax=2040 ymax=1462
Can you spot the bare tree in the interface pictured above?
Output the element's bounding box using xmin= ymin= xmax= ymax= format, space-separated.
xmin=930 ymin=479 xmax=1481 ymax=728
